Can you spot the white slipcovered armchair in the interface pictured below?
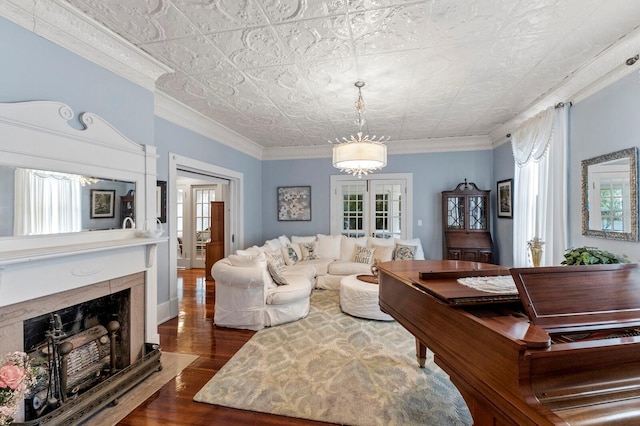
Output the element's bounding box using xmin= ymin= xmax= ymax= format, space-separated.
xmin=212 ymin=253 xmax=314 ymax=330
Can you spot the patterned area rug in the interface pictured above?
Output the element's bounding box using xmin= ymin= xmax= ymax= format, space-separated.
xmin=194 ymin=290 xmax=472 ymax=425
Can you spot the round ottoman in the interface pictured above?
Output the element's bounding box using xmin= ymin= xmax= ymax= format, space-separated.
xmin=339 ymin=275 xmax=394 ymax=321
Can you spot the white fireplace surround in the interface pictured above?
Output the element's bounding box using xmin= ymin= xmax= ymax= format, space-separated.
xmin=0 ymin=101 xmax=163 ymax=351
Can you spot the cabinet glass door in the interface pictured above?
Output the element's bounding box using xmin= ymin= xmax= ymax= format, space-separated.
xmin=447 ymin=196 xmax=465 ymax=229
xmin=468 ymin=196 xmax=487 ymax=230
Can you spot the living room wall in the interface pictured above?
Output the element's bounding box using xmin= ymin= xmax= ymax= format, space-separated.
xmin=0 ymin=16 xmax=265 ymax=319
xmin=569 ymin=70 xmax=640 ymax=262
xmin=262 ymin=149 xmax=495 ymax=262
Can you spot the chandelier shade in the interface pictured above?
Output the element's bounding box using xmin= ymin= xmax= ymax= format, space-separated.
xmin=332 ymin=137 xmax=387 ymax=177
xmin=329 ymin=81 xmax=388 ymax=178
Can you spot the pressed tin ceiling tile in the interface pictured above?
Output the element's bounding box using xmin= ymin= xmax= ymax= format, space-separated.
xmin=60 ymin=0 xmax=640 ymax=150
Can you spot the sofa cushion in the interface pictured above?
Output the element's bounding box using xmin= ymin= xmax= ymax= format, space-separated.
xmin=372 ymin=244 xmax=394 ymax=262
xmin=316 ymin=234 xmax=342 ymax=260
xmin=264 ymin=238 xmax=282 ymax=252
xmin=353 ymin=245 xmax=374 ymax=264
xmin=278 ymin=235 xmax=291 ymax=247
xmin=283 ymin=263 xmax=316 ymax=282
xmin=340 ymin=236 xmax=368 ymax=261
xmin=228 ymin=252 xmax=266 ymax=267
xmin=394 ymin=238 xmax=425 ymax=260
xmin=327 ymin=260 xmax=372 ymax=276
xmin=266 ymin=278 xmax=311 ymax=305
xmin=291 ymin=235 xmax=317 ymax=243
xmin=394 ymin=243 xmax=417 ymax=260
xmin=367 ymin=237 xmax=395 ymax=248
xmin=298 ymin=258 xmax=332 ymax=276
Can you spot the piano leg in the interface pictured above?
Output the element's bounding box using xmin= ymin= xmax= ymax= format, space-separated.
xmin=416 ymin=339 xmax=427 ymax=368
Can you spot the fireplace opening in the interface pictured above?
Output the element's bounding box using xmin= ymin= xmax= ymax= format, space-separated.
xmin=22 ymin=290 xmax=131 ymax=422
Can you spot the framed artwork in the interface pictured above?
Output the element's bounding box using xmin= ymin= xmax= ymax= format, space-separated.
xmin=90 ymin=189 xmax=115 ymax=218
xmin=278 ymin=186 xmax=311 ymax=221
xmin=497 ymin=179 xmax=513 ymax=219
xmin=156 ymin=180 xmax=167 ymax=223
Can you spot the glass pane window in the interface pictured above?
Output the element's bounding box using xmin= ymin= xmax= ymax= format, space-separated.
xmin=341 ymin=183 xmax=365 ymax=237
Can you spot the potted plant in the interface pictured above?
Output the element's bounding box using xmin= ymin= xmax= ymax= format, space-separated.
xmin=561 ymin=246 xmax=629 ymax=265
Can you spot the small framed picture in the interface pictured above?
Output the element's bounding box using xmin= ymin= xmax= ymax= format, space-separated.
xmin=497 ymin=179 xmax=513 ymax=219
xmin=156 ymin=180 xmax=167 ymax=223
xmin=90 ymin=189 xmax=116 ymax=218
xmin=278 ymin=186 xmax=311 ymax=221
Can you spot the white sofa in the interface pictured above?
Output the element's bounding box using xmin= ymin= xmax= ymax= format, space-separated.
xmin=212 ymin=234 xmax=425 ymax=330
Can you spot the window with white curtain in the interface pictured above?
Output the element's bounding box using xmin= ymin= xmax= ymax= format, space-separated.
xmin=511 ymin=105 xmax=569 ymax=267
xmin=14 ymin=168 xmax=82 ymax=235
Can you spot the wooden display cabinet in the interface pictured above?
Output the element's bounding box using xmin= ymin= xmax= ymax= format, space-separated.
xmin=442 ymin=180 xmax=494 ymax=263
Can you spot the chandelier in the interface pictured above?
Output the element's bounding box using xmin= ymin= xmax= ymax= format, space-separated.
xmin=330 ymin=81 xmax=388 ymax=178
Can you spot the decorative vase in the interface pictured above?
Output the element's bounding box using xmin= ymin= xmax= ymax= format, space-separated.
xmin=371 ymin=258 xmax=380 ymax=277
xmin=528 ymin=237 xmax=545 ymax=267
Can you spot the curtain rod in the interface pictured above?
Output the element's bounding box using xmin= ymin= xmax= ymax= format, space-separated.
xmin=505 ymin=102 xmax=573 ymax=138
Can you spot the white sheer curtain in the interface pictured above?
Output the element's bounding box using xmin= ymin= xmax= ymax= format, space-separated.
xmin=14 ymin=169 xmax=82 ymax=235
xmin=512 ymin=105 xmax=569 ymax=267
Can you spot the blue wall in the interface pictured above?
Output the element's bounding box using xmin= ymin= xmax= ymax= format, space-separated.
xmin=569 ymin=71 xmax=640 ymax=261
xmin=263 ymin=150 xmax=495 ymax=260
xmin=0 ymin=17 xmax=154 ymax=145
xmin=492 ymin=142 xmax=515 ymax=266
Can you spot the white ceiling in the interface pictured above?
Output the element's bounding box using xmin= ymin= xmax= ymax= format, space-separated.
xmin=62 ymin=0 xmax=640 ymax=152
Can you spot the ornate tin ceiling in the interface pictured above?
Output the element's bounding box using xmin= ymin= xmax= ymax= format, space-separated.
xmin=64 ymin=0 xmax=640 ymax=150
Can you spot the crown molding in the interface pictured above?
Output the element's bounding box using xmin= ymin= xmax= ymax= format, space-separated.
xmin=489 ymin=27 xmax=640 ymax=147
xmin=262 ymin=135 xmax=492 ymax=161
xmin=154 ymin=92 xmax=264 ymax=160
xmin=0 ymin=0 xmax=171 ymax=91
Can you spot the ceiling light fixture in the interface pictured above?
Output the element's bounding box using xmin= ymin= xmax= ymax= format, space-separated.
xmin=330 ymin=81 xmax=388 ymax=178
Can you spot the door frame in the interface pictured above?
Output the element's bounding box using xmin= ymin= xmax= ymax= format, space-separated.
xmin=168 ymin=153 xmax=244 ymax=319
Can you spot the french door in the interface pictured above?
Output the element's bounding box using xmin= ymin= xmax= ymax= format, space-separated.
xmin=331 ymin=174 xmax=412 ymax=240
xmin=177 ymin=185 xmax=216 ymax=269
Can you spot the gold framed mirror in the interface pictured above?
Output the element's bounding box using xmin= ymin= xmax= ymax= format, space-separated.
xmin=581 ymin=147 xmax=638 ymax=241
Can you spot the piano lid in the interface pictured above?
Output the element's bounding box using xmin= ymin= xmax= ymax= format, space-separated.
xmin=510 ymin=263 xmax=640 ymax=331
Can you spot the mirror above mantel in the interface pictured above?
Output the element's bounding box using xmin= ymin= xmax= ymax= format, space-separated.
xmin=0 ymin=100 xmax=158 ymax=255
xmin=0 ymin=165 xmax=135 ymax=237
xmin=582 ymin=147 xmax=638 ymax=241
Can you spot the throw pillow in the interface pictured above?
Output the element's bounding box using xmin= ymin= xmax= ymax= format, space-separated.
xmin=300 ymin=241 xmax=319 ymax=260
xmin=394 ymin=238 xmax=425 ymax=260
xmin=278 ymin=235 xmax=291 ymax=247
xmin=282 ymin=243 xmax=302 ymax=266
xmin=340 ymin=236 xmax=368 ymax=261
xmin=352 ymin=245 xmax=374 ymax=264
xmin=267 ymin=262 xmax=289 ymax=286
xmin=316 ymin=234 xmax=342 ymax=260
xmin=264 ymin=250 xmax=286 ymax=270
xmin=394 ymin=243 xmax=417 ymax=260
xmin=372 ymin=244 xmax=394 ymax=262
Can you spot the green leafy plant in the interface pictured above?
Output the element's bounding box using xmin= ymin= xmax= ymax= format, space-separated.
xmin=561 ymin=246 xmax=628 ymax=265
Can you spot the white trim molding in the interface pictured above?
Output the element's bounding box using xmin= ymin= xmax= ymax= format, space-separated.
xmin=490 ymin=26 xmax=640 ymax=147
xmin=155 ymin=92 xmax=264 ymax=160
xmin=0 ymin=0 xmax=172 ymax=91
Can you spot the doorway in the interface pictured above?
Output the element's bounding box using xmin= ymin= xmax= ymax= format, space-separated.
xmin=168 ymin=154 xmax=244 ymax=320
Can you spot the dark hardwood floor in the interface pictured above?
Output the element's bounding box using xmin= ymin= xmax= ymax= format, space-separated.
xmin=118 ymin=268 xmax=332 ymax=425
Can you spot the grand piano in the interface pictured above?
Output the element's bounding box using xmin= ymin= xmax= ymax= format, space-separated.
xmin=378 ymin=260 xmax=640 ymax=426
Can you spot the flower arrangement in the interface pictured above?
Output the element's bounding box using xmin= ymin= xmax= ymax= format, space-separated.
xmin=0 ymin=352 xmax=36 ymax=425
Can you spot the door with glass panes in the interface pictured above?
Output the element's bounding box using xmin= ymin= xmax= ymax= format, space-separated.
xmin=333 ymin=178 xmax=408 ymax=240
xmin=177 ymin=185 xmax=216 ymax=269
